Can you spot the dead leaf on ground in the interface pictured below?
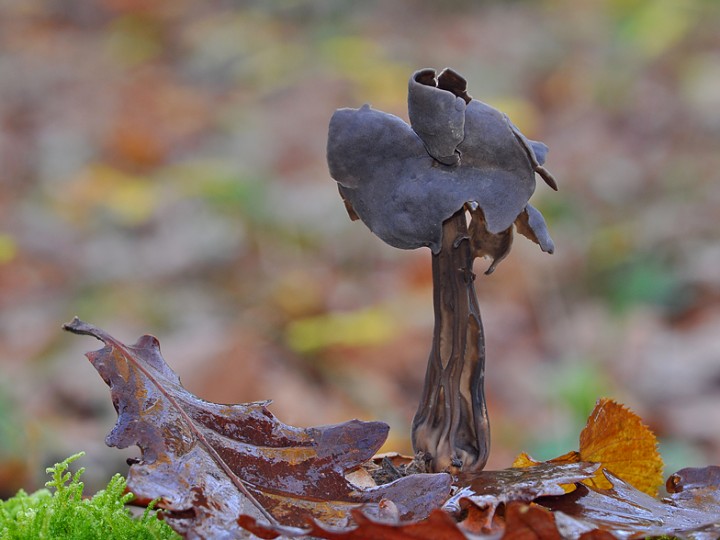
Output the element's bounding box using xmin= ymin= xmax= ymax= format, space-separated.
xmin=65 ymin=318 xmax=720 ymax=539
xmin=513 ymin=398 xmax=663 ymax=497
xmin=542 ymin=470 xmax=720 ymax=539
xmin=667 ymin=465 xmax=720 ymax=506
xmin=447 ymin=461 xmax=599 ymax=529
xmin=502 ymin=502 xmax=562 ymax=540
xmin=238 ymin=508 xmax=468 ymax=539
xmin=63 ymin=318 xmax=452 ymax=538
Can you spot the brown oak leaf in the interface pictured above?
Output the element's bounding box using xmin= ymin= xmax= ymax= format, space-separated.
xmin=63 ymin=318 xmax=452 ymax=538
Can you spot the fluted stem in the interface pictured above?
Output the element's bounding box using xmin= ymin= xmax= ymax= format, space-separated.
xmin=411 ymin=209 xmax=489 ymax=473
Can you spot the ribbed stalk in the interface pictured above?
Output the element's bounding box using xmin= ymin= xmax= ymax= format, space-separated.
xmin=411 ymin=209 xmax=489 ymax=473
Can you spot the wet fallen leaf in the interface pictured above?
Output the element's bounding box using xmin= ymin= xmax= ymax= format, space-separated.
xmin=513 ymin=398 xmax=663 ymax=497
xmin=454 ymin=500 xmax=502 ymax=537
xmin=447 ymin=461 xmax=600 ymax=528
xmin=666 ymin=465 xmax=720 ymax=504
xmin=239 ymin=508 xmax=468 ymax=539
xmin=665 ymin=465 xmax=720 ymax=537
xmin=503 ymin=502 xmax=562 ymax=540
xmin=63 ymin=319 xmax=720 ymax=539
xmin=240 ymin=467 xmax=720 ymax=540
xmin=63 ymin=318 xmax=452 ymax=538
xmin=542 ymin=470 xmax=720 ymax=539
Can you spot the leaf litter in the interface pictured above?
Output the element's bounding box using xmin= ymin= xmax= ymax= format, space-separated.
xmin=64 ymin=318 xmax=720 ymax=539
xmin=62 ymin=318 xmax=451 ymax=538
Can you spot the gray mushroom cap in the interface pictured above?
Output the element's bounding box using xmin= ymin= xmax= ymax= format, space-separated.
xmin=327 ymin=68 xmax=556 ymax=256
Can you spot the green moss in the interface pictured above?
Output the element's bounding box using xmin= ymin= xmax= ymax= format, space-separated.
xmin=0 ymin=453 xmax=180 ymax=540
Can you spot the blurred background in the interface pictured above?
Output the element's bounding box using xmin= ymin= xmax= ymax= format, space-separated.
xmin=2 ymin=0 xmax=720 ymax=495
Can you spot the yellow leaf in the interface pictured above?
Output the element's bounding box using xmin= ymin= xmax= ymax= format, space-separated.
xmin=285 ymin=307 xmax=398 ymax=354
xmin=511 ymin=451 xmax=581 ymax=493
xmin=512 ymin=450 xmax=581 ymax=469
xmin=579 ymin=398 xmax=663 ymax=496
xmin=512 ymin=398 xmax=663 ymax=497
xmin=0 ymin=234 xmax=17 ymax=264
xmin=511 ymin=451 xmax=541 ymax=469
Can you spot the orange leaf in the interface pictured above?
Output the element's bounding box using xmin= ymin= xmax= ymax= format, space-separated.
xmin=512 ymin=398 xmax=663 ymax=497
xmin=511 ymin=452 xmax=541 ymax=469
xmin=510 ymin=452 xmax=582 ymax=494
xmin=503 ymin=502 xmax=562 ymax=540
xmin=578 ymin=398 xmax=663 ymax=496
xmin=511 ymin=451 xmax=580 ymax=469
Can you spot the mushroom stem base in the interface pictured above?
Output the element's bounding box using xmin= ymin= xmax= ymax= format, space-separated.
xmin=411 ymin=209 xmax=489 ymax=473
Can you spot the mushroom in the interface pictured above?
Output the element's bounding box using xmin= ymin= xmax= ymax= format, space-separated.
xmin=327 ymin=68 xmax=557 ymax=473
